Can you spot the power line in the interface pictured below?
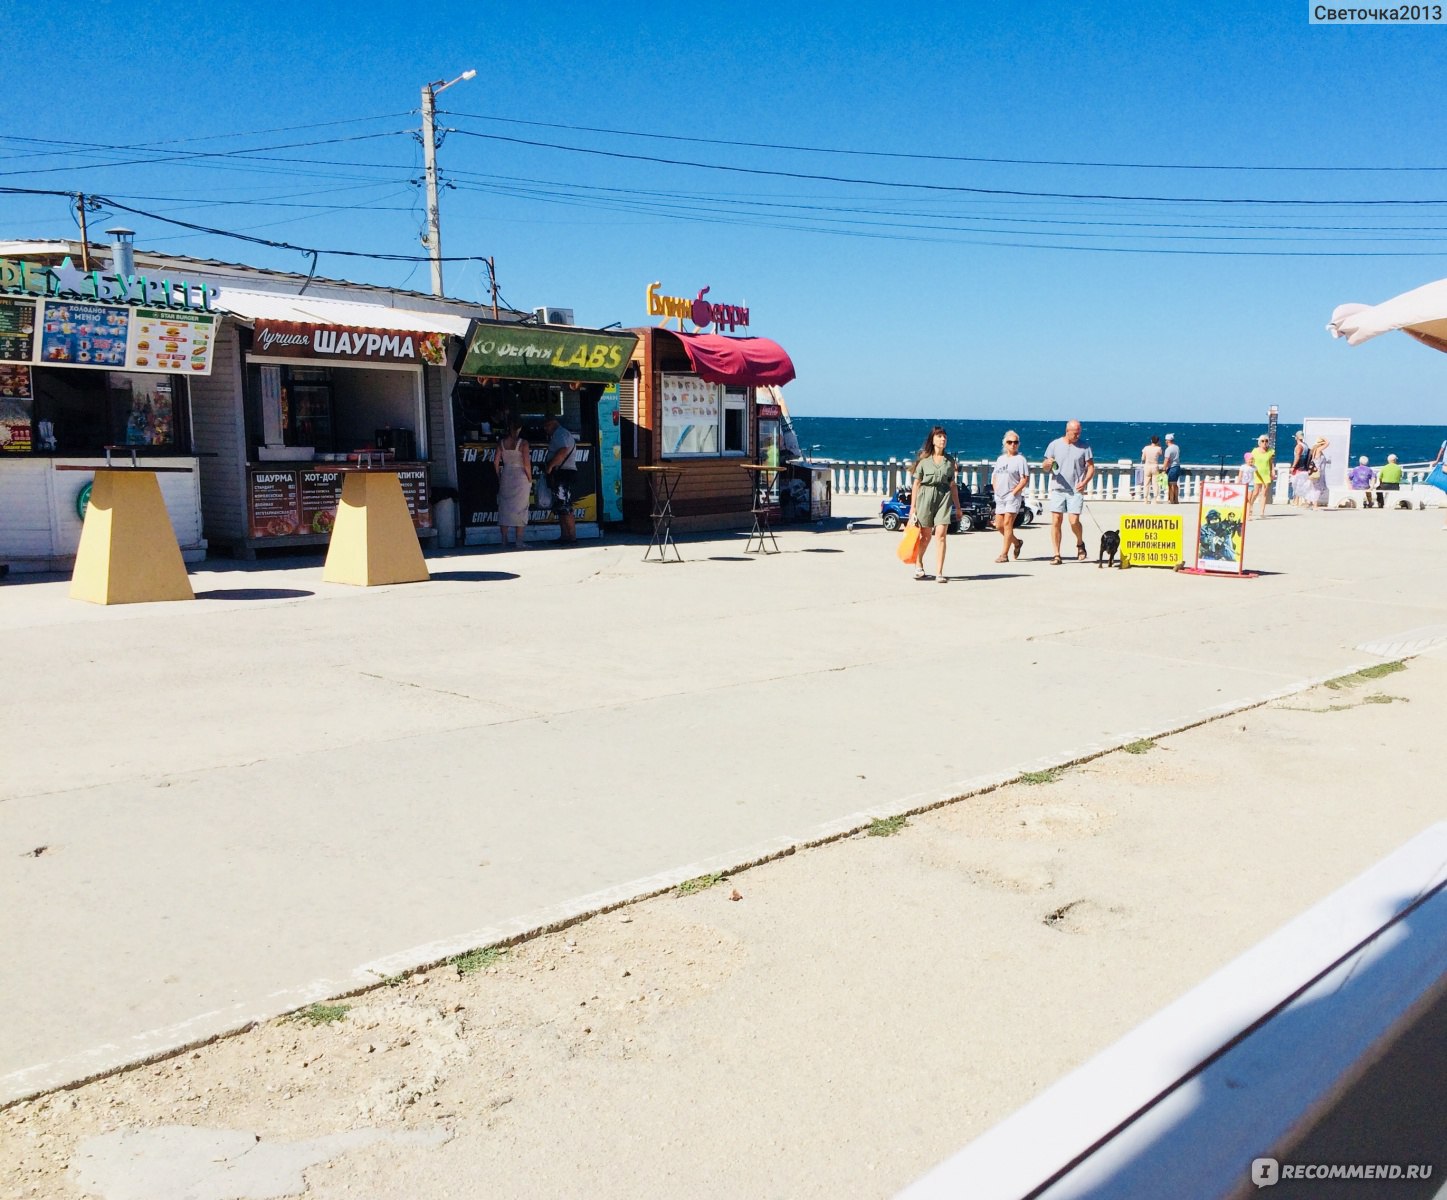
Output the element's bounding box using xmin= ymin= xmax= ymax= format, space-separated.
xmin=442 ymin=110 xmax=1447 ymax=175
xmin=444 ymin=128 xmax=1447 ymax=207
xmin=0 ymin=129 xmax=415 ymax=177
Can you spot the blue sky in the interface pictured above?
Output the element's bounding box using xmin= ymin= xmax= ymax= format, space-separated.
xmin=5 ymin=0 xmax=1447 ymax=424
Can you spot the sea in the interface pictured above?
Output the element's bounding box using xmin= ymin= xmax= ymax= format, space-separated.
xmin=788 ymin=416 xmax=1447 ymax=468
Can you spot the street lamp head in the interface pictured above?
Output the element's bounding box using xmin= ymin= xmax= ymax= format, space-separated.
xmin=428 ymin=68 xmax=477 ymax=95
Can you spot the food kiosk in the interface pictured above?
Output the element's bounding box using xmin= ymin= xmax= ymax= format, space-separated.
xmin=0 ymin=251 xmax=213 ymax=570
xmin=619 ymin=323 xmax=797 ymax=531
xmin=451 ymin=320 xmax=639 ymax=544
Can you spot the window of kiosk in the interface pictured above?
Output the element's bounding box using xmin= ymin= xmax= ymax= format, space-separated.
xmin=662 ymin=374 xmax=750 ymax=458
xmin=245 ymin=362 xmax=426 ymax=459
xmin=723 ymin=386 xmax=749 ymax=455
xmin=30 ymin=368 xmax=189 ymax=454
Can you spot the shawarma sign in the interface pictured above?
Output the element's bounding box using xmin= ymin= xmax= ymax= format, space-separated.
xmin=250 ymin=320 xmax=450 ymax=365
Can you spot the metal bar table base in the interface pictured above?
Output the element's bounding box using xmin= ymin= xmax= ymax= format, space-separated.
xmin=640 ymin=467 xmax=684 ymax=563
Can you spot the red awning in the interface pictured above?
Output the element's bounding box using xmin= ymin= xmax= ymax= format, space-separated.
xmin=673 ymin=332 xmax=796 ymax=387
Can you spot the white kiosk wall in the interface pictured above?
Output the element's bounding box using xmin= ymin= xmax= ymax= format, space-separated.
xmin=1302 ymin=416 xmax=1352 ymax=495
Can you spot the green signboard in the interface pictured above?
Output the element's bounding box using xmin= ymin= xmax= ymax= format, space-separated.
xmin=459 ymin=324 xmax=638 ymax=384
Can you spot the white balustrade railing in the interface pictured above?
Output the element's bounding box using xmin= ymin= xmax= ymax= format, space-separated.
xmin=823 ymin=457 xmax=1445 ymax=506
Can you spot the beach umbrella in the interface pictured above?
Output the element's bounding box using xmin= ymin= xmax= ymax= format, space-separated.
xmin=1328 ymin=277 xmax=1447 ymax=353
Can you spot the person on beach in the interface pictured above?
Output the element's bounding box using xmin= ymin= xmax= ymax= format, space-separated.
xmin=1163 ymin=433 xmax=1181 ymax=503
xmin=1250 ymin=435 xmax=1275 ymax=519
xmin=1042 ymin=420 xmax=1095 ymax=565
xmin=991 ymin=430 xmax=1029 ymax=563
xmin=1306 ymin=437 xmax=1331 ymax=509
xmin=1140 ymin=435 xmax=1162 ymax=502
xmin=907 ymin=425 xmax=962 ymax=583
xmin=1289 ymin=431 xmax=1312 ymax=505
xmin=493 ymin=416 xmax=533 ymax=548
xmin=542 ymin=415 xmax=579 ymax=544
xmin=1237 ymin=451 xmax=1255 ymax=489
xmin=1378 ymin=453 xmax=1404 ymax=511
xmin=1348 ymin=456 xmax=1377 ymax=508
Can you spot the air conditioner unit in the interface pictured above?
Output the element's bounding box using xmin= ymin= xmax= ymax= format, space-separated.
xmin=533 ymin=306 xmax=574 ymax=326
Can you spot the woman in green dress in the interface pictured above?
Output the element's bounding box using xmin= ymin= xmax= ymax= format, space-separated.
xmin=907 ymin=425 xmax=963 ymax=583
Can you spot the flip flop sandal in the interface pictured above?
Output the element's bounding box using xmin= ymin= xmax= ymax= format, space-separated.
xmin=1076 ymin=544 xmax=1089 ymax=561
xmin=1012 ymin=538 xmax=1024 ymax=560
xmin=1051 ymin=555 xmax=1063 ymax=565
xmin=936 ymin=575 xmax=948 ymax=584
xmin=994 ymin=554 xmax=1010 ymax=563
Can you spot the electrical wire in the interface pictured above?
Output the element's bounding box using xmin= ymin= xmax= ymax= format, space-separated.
xmin=442 ymin=110 xmax=1447 ymax=174
xmin=442 ymin=128 xmax=1447 ymax=207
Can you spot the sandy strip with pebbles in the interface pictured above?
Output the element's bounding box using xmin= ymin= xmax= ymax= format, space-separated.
xmin=4 ymin=653 xmax=1443 ymax=1200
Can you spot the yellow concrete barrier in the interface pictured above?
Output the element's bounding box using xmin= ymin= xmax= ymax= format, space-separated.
xmin=69 ymin=470 xmax=195 ymax=605
xmin=322 ymin=471 xmax=429 ymax=587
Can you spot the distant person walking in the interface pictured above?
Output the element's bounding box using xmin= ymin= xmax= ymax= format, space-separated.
xmin=1289 ymin=431 xmax=1312 ymax=506
xmin=1237 ymin=452 xmax=1255 ymax=488
xmin=991 ymin=429 xmax=1029 ymax=563
xmin=1306 ymin=437 xmax=1331 ymax=510
xmin=542 ymin=415 xmax=579 ymax=544
xmin=1162 ymin=433 xmax=1181 ymax=503
xmin=1348 ymin=456 xmax=1377 ymax=508
xmin=1140 ymin=435 xmax=1163 ymax=502
xmin=1378 ymin=453 xmax=1404 ymax=511
xmin=907 ymin=425 xmax=962 ymax=582
xmin=494 ymin=416 xmax=532 ymax=548
xmin=1250 ymin=434 xmax=1275 ymax=519
xmin=1042 ymin=420 xmax=1095 ymax=565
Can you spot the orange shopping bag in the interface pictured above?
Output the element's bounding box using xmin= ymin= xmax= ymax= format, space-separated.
xmin=896 ymin=524 xmax=921 ymax=564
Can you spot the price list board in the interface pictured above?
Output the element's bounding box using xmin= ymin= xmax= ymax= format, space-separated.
xmin=0 ymin=297 xmax=37 ymax=362
xmin=249 ymin=466 xmax=431 ymax=539
xmin=127 ymin=307 xmax=217 ymax=375
xmin=298 ymin=468 xmax=343 ymax=536
xmin=37 ymin=302 xmax=129 ymax=368
xmin=248 ymin=470 xmax=301 ymax=538
xmin=397 ymin=466 xmax=433 ymax=529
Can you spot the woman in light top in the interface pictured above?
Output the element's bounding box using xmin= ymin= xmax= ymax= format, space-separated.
xmin=493 ymin=415 xmax=532 ymax=548
xmin=907 ymin=425 xmax=963 ymax=583
xmin=1306 ymin=438 xmax=1331 ymax=510
xmin=991 ymin=429 xmax=1029 ymax=563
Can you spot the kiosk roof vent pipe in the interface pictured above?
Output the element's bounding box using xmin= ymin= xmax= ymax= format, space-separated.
xmin=105 ymin=227 xmax=136 ymax=277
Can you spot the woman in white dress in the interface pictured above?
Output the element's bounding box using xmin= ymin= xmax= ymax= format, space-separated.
xmin=494 ymin=416 xmax=532 ymax=548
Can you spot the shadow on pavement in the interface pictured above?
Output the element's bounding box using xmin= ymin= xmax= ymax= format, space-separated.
xmin=195 ymin=588 xmax=314 ymax=601
xmin=428 ymin=570 xmax=519 ymax=583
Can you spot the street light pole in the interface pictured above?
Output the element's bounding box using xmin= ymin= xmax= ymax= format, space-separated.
xmin=420 ymin=68 xmax=475 ymax=298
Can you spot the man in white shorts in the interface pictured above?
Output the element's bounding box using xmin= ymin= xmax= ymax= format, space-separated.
xmin=1041 ymin=420 xmax=1095 ymax=565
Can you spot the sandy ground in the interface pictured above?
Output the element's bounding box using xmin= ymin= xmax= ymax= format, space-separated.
xmin=3 ymin=651 xmax=1442 ymax=1200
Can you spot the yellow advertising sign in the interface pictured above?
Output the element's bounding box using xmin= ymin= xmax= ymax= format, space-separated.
xmin=1119 ymin=513 xmax=1185 ymax=568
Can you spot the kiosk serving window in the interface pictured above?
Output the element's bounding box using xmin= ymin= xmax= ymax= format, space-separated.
xmin=661 ymin=375 xmax=750 ymax=458
xmin=27 ymin=368 xmax=188 ymax=454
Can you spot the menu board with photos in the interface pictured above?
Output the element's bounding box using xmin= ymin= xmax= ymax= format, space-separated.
xmin=38 ymin=302 xmax=129 ymax=368
xmin=660 ymin=373 xmax=720 ymax=456
xmin=1 ymin=362 xmax=34 ymax=452
xmin=126 ymin=307 xmax=217 ymax=375
xmin=298 ymin=468 xmax=344 ymax=536
xmin=249 ymin=470 xmax=302 ymax=539
xmin=248 ymin=467 xmax=431 ymax=540
xmin=0 ymin=297 xmax=37 ymax=362
xmin=1 ymin=298 xmax=218 ymax=375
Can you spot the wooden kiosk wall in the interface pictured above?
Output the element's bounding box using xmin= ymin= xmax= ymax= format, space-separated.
xmin=621 ymin=327 xmax=754 ymax=532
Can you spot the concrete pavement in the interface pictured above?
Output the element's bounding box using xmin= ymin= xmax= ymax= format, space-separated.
xmin=3 ymin=497 xmax=1446 ymax=1105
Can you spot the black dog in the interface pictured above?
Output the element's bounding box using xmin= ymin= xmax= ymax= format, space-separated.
xmin=1098 ymin=529 xmax=1121 ymax=568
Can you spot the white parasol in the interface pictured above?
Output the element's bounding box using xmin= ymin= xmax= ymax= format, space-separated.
xmin=1328 ymin=277 xmax=1447 ymax=353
